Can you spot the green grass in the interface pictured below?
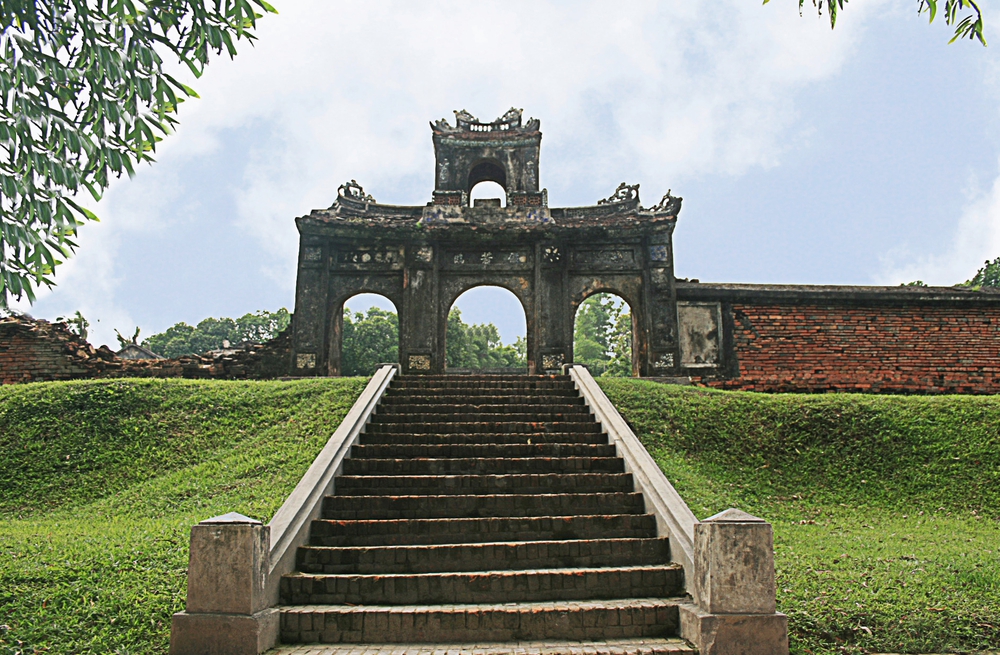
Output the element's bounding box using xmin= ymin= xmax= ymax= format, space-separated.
xmin=599 ymin=378 xmax=1000 ymax=655
xmin=0 ymin=378 xmax=367 ymax=654
xmin=2 ymin=377 xmax=998 ymax=654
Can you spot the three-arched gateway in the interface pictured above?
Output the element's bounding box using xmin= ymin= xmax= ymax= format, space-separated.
xmin=291 ymin=108 xmax=683 ymax=376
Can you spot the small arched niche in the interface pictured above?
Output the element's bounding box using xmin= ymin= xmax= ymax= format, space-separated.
xmin=446 ymin=285 xmax=526 ymax=371
xmin=470 ymin=180 xmax=507 ymax=207
xmin=573 ymin=292 xmax=634 ymax=377
xmin=340 ymin=293 xmax=399 ymax=376
xmin=468 ymin=159 xmax=506 ymax=190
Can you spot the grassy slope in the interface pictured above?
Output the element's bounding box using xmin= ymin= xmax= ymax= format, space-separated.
xmin=0 ymin=378 xmax=367 ymax=654
xmin=2 ymin=378 xmax=998 ymax=654
xmin=599 ymin=378 xmax=1000 ymax=655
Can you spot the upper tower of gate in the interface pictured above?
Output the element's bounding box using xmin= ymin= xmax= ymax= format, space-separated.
xmin=430 ymin=108 xmax=543 ymax=208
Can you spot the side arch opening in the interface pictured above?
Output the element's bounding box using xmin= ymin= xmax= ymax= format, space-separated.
xmin=339 ymin=293 xmax=400 ymax=376
xmin=573 ymin=292 xmax=634 ymax=377
xmin=445 ymin=285 xmax=526 ymax=372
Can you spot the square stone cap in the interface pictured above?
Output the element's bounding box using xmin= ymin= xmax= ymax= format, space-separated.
xmin=703 ymin=508 xmax=767 ymax=523
xmin=199 ymin=512 xmax=261 ymax=525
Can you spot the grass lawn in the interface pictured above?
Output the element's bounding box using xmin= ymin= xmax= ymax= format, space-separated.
xmin=0 ymin=378 xmax=367 ymax=654
xmin=600 ymin=378 xmax=1000 ymax=655
xmin=1 ymin=377 xmax=998 ymax=654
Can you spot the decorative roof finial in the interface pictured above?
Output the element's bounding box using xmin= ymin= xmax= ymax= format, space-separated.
xmin=648 ymin=189 xmax=683 ymax=215
xmin=598 ymin=182 xmax=640 ymax=205
xmin=338 ymin=180 xmax=375 ymax=203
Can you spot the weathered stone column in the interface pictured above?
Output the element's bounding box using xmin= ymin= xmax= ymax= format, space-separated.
xmin=679 ymin=509 xmax=789 ymax=655
xmin=170 ymin=513 xmax=278 ymax=655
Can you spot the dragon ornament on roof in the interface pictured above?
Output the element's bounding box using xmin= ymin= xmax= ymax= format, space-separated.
xmin=598 ymin=182 xmax=640 ymax=205
xmin=338 ymin=180 xmax=375 ymax=203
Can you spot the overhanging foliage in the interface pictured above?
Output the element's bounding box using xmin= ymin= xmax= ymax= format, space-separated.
xmin=0 ymin=0 xmax=276 ymax=307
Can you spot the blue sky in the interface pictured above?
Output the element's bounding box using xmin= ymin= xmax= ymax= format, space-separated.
xmin=14 ymin=0 xmax=1000 ymax=347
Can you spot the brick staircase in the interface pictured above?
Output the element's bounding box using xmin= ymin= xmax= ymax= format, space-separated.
xmin=275 ymin=374 xmax=695 ymax=653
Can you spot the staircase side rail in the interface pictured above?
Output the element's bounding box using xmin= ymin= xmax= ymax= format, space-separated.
xmin=567 ymin=365 xmax=697 ymax=579
xmin=265 ymin=363 xmax=397 ymax=604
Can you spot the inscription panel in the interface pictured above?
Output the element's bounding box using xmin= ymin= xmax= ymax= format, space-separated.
xmin=571 ymin=248 xmax=637 ymax=270
xmin=442 ymin=250 xmax=532 ymax=271
xmin=333 ymin=246 xmax=405 ymax=270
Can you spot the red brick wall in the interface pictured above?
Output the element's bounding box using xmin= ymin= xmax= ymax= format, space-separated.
xmin=695 ymin=303 xmax=1000 ymax=394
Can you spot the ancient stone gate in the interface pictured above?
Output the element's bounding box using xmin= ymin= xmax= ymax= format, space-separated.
xmin=291 ymin=108 xmax=683 ymax=376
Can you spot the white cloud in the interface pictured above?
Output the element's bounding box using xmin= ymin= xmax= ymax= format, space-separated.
xmin=21 ymin=0 xmax=884 ymax=344
xmin=877 ymin=159 xmax=1000 ymax=286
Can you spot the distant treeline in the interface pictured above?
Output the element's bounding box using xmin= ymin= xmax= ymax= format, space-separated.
xmin=141 ymin=294 xmax=633 ymax=376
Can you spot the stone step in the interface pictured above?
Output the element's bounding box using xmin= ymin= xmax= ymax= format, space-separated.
xmin=392 ymin=378 xmax=571 ymax=388
xmin=380 ymin=397 xmax=587 ymax=409
xmin=398 ymin=374 xmax=570 ymax=379
xmin=280 ymin=565 xmax=684 ymax=606
xmin=383 ymin=392 xmax=583 ymax=403
xmin=334 ymin=473 xmax=633 ymax=496
xmin=365 ymin=422 xmax=603 ymax=435
xmin=296 ymin=537 xmax=671 ymax=575
xmin=375 ymin=402 xmax=593 ymax=420
xmin=385 ymin=389 xmax=577 ymax=398
xmin=267 ymin=637 xmax=697 ymax=655
xmin=357 ymin=433 xmax=609 ymax=446
xmin=278 ymin=598 xmax=682 ymax=644
xmin=350 ymin=443 xmax=618 ymax=459
xmin=308 ymin=514 xmax=657 ymax=547
xmin=389 ymin=384 xmax=577 ymax=393
xmin=341 ymin=457 xmax=625 ymax=476
xmin=321 ymin=493 xmax=645 ymax=520
xmin=371 ymin=413 xmax=594 ymax=424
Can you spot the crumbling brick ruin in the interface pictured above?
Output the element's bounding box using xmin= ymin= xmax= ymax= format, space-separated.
xmin=0 ymin=314 xmax=291 ymax=385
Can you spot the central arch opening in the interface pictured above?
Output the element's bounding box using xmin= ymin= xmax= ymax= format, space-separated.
xmin=446 ymin=286 xmax=526 ymax=372
xmin=573 ymin=292 xmax=634 ymax=376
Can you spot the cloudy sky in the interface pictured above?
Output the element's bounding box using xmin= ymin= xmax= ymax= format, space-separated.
xmin=13 ymin=0 xmax=1000 ymax=347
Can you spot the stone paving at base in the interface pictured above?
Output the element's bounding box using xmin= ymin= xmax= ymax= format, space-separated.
xmin=267 ymin=637 xmax=695 ymax=655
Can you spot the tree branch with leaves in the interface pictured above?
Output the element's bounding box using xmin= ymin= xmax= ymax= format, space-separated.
xmin=765 ymin=0 xmax=986 ymax=46
xmin=0 ymin=0 xmax=277 ymax=307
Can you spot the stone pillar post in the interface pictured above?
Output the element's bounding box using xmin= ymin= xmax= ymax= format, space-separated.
xmin=679 ymin=509 xmax=789 ymax=655
xmin=170 ymin=513 xmax=279 ymax=655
